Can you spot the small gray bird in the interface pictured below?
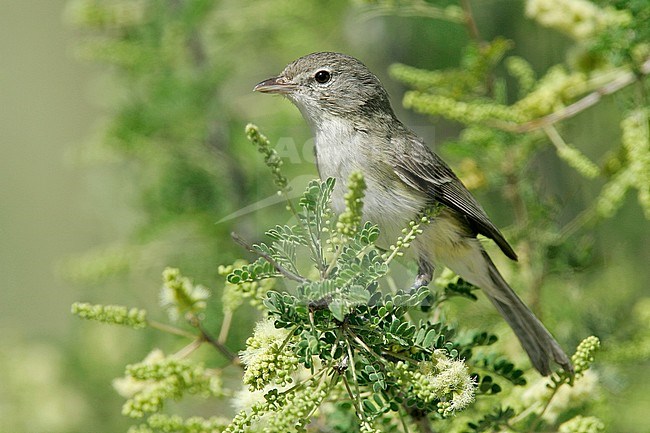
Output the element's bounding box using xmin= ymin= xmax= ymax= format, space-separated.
xmin=254 ymin=52 xmax=572 ymax=375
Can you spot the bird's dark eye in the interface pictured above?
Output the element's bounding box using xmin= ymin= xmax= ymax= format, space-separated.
xmin=314 ymin=70 xmax=331 ymax=84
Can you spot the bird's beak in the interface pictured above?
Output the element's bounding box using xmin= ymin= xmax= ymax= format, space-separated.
xmin=253 ymin=76 xmax=295 ymax=94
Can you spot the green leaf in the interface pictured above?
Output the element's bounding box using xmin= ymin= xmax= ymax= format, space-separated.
xmin=329 ymin=299 xmax=346 ymax=322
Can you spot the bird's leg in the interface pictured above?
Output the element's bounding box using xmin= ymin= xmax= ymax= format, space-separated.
xmin=410 ymin=258 xmax=435 ymax=311
xmin=411 ymin=258 xmax=434 ymax=291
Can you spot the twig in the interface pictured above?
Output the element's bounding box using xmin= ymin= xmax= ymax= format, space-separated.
xmin=173 ymin=338 xmax=203 ymax=359
xmin=345 ymin=339 xmax=368 ymax=423
xmin=460 ymin=0 xmax=481 ymax=42
xmin=148 ymin=320 xmax=197 ymax=339
xmin=491 ymin=58 xmax=650 ymax=133
xmin=306 ymin=208 xmax=327 ymax=276
xmin=217 ymin=310 xmax=232 ymax=345
xmin=194 ymin=318 xmax=242 ymax=368
xmin=544 ymin=124 xmax=571 ymax=153
xmin=276 ymin=366 xmax=328 ymax=397
xmin=323 ymin=246 xmax=343 ymax=278
xmin=150 ymin=318 xmax=242 ymax=366
xmin=556 ymin=205 xmax=598 ymax=243
xmin=231 ymin=232 xmax=307 ymax=283
xmin=341 ymin=374 xmax=364 ymax=420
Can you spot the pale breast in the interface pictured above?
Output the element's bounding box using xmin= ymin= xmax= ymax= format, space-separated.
xmin=314 ymin=117 xmax=427 ymax=247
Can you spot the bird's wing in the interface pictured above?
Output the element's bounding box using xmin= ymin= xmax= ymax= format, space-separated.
xmin=389 ymin=133 xmax=518 ymax=261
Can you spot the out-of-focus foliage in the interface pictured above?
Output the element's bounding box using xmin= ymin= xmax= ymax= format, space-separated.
xmin=61 ymin=0 xmax=351 ymax=285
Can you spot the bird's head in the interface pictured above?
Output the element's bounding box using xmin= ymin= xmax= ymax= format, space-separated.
xmin=254 ymin=52 xmax=396 ymax=125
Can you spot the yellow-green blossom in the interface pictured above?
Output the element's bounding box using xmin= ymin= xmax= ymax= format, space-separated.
xmin=336 ymin=171 xmax=367 ymax=239
xmin=264 ymin=378 xmax=329 ymax=432
xmin=526 ymin=0 xmax=630 ymax=40
xmin=240 ymin=320 xmax=299 ymax=391
xmin=391 ymin=350 xmax=475 ymax=417
xmin=383 ymin=208 xmax=439 ymax=263
xmin=144 ymin=414 xmax=230 ymax=433
xmin=559 ymin=415 xmax=605 ymax=433
xmin=621 ymin=109 xmax=650 ymax=217
xmin=160 ymin=267 xmax=210 ymax=322
xmin=514 ymin=66 xmax=588 ymax=119
xmin=71 ymin=302 xmax=147 ymax=329
xmin=572 ymin=335 xmax=600 ymax=376
xmin=114 ymin=349 xmax=222 ymax=418
xmin=403 ymin=92 xmax=525 ymax=125
xmin=246 ymin=123 xmax=288 ymax=190
xmin=506 ymin=56 xmax=536 ymax=96
xmin=555 ymin=144 xmax=600 ymax=179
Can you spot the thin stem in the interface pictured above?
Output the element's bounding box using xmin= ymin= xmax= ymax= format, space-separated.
xmin=525 ymin=376 xmax=569 ymax=433
xmin=231 ymin=232 xmax=307 ymax=283
xmin=535 ymin=384 xmax=561 ymax=421
xmin=323 ymin=245 xmax=343 ymax=279
xmin=193 ymin=318 xmax=242 ymax=367
xmin=556 ymin=205 xmax=598 ymax=243
xmin=173 ymin=338 xmax=203 ymax=359
xmin=311 ymin=213 xmax=327 ymax=276
xmin=385 ymin=274 xmax=399 ymax=293
xmin=543 ymin=125 xmax=599 ymax=174
xmin=398 ymin=408 xmax=411 ymax=433
xmin=148 ymin=320 xmax=196 ymax=339
xmin=381 ymin=350 xmax=422 ymax=365
xmin=282 ymin=190 xmax=300 ymax=220
xmin=341 ymin=374 xmax=364 ymax=420
xmin=326 ymin=241 xmax=372 ymax=280
xmin=277 ymin=326 xmax=297 ymax=353
xmin=351 ymin=332 xmax=380 ymax=360
xmin=543 ymin=124 xmax=569 ymax=153
xmin=345 ymin=339 xmax=367 ymax=422
xmin=460 ymin=0 xmax=481 ymax=42
xmin=503 ymin=422 xmax=523 ymax=433
xmin=277 ymin=366 xmax=328 ymax=397
xmin=217 ymin=310 xmax=232 ymax=345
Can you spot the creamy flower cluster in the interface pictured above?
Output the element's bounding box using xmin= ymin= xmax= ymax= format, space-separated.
xmin=392 ymin=350 xmax=475 ymax=417
xmin=114 ymin=349 xmax=222 ymax=418
xmin=559 ymin=415 xmax=605 ymax=433
xmin=526 ymin=0 xmax=630 ymax=40
xmin=160 ymin=267 xmax=210 ymax=322
xmin=240 ymin=320 xmax=299 ymax=391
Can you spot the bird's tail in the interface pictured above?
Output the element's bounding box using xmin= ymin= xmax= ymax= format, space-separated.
xmin=479 ymin=251 xmax=573 ymax=376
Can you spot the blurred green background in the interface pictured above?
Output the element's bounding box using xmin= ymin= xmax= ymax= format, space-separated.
xmin=1 ymin=1 xmax=648 ymax=432
xmin=1 ymin=0 xmax=101 ymax=334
